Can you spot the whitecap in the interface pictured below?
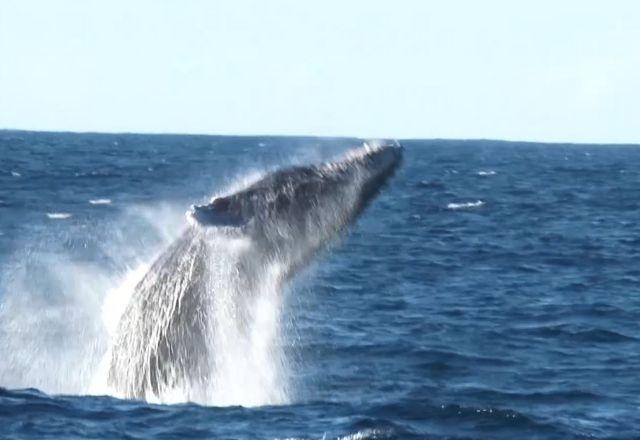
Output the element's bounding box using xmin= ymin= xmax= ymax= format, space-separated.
xmin=447 ymin=200 xmax=484 ymax=210
xmin=477 ymin=170 xmax=496 ymax=176
xmin=46 ymin=212 xmax=72 ymax=219
xmin=338 ymin=429 xmax=390 ymax=440
xmin=89 ymin=199 xmax=112 ymax=205
xmin=11 ymin=171 xmax=21 ymax=177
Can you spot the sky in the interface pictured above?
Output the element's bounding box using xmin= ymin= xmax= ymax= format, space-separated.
xmin=1 ymin=0 xmax=639 ymax=143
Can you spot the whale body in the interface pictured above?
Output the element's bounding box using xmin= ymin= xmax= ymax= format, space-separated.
xmin=107 ymin=141 xmax=403 ymax=401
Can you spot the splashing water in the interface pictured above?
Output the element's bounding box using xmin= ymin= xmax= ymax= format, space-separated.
xmin=101 ymin=165 xmax=365 ymax=404
xmin=208 ymin=242 xmax=290 ymax=407
xmin=0 ymin=187 xmax=358 ymax=406
xmin=0 ymin=142 xmax=400 ymax=408
xmin=103 ymin=225 xmax=294 ymax=406
xmin=0 ymin=204 xmax=296 ymax=407
xmin=0 ymin=253 xmax=110 ymax=394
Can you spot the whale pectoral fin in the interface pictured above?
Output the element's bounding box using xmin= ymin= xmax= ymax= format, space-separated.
xmin=188 ymin=197 xmax=246 ymax=227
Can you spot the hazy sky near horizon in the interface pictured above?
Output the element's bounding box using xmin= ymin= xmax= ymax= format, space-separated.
xmin=1 ymin=1 xmax=639 ymax=143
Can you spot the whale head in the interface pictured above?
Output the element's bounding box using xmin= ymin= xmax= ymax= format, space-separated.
xmin=189 ymin=140 xmax=403 ymax=236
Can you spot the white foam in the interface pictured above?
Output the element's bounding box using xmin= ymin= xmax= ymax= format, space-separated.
xmin=477 ymin=170 xmax=496 ymax=176
xmin=344 ymin=141 xmax=385 ymax=161
xmin=0 ymin=253 xmax=112 ymax=395
xmin=339 ymin=430 xmax=389 ymax=440
xmin=46 ymin=212 xmax=72 ymax=219
xmin=209 ymin=253 xmax=289 ymax=407
xmin=0 ymin=201 xmax=191 ymax=398
xmin=212 ymin=169 xmax=266 ymax=201
xmin=88 ymin=263 xmax=150 ymax=396
xmin=11 ymin=171 xmax=21 ymax=177
xmin=447 ymin=200 xmax=485 ymax=210
xmin=89 ymin=199 xmax=112 ymax=205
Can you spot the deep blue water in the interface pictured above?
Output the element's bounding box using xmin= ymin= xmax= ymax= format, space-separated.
xmin=1 ymin=131 xmax=639 ymax=439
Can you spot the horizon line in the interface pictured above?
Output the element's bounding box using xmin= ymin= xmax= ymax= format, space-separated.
xmin=1 ymin=127 xmax=638 ymax=147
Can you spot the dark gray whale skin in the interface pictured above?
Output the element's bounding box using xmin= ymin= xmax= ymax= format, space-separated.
xmin=108 ymin=142 xmax=403 ymax=400
xmin=190 ymin=142 xmax=403 ymax=231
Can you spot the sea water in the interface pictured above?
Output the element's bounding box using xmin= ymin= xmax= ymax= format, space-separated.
xmin=0 ymin=132 xmax=638 ymax=439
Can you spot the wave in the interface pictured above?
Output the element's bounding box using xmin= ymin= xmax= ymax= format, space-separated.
xmin=89 ymin=199 xmax=112 ymax=205
xmin=337 ymin=429 xmax=393 ymax=440
xmin=447 ymin=200 xmax=484 ymax=210
xmin=46 ymin=212 xmax=72 ymax=219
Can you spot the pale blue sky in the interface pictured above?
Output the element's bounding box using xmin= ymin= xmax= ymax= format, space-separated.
xmin=1 ymin=1 xmax=639 ymax=142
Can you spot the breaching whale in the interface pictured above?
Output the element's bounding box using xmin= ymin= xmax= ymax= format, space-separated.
xmin=107 ymin=141 xmax=403 ymax=401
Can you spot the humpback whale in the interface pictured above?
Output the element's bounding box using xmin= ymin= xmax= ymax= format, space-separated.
xmin=107 ymin=141 xmax=403 ymax=401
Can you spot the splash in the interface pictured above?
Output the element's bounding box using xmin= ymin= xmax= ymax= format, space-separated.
xmin=101 ymin=145 xmax=381 ymax=404
xmin=103 ymin=226 xmax=293 ymax=406
xmin=0 ymin=203 xmax=178 ymax=396
xmin=0 ymin=252 xmax=110 ymax=394
xmin=0 ymin=201 xmax=295 ymax=406
xmin=0 ymin=142 xmax=401 ymax=407
xmin=104 ymin=170 xmax=364 ymax=405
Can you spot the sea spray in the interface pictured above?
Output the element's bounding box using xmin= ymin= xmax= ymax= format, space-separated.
xmin=208 ymin=247 xmax=290 ymax=406
xmin=0 ymin=196 xmax=298 ymax=407
xmin=0 ymin=142 xmax=401 ymax=408
xmin=0 ymin=253 xmax=110 ymax=394
xmin=0 ymin=203 xmax=191 ymax=397
xmin=105 ymin=226 xmax=292 ymax=406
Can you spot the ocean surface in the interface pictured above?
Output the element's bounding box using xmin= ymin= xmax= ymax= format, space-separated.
xmin=1 ymin=131 xmax=639 ymax=439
